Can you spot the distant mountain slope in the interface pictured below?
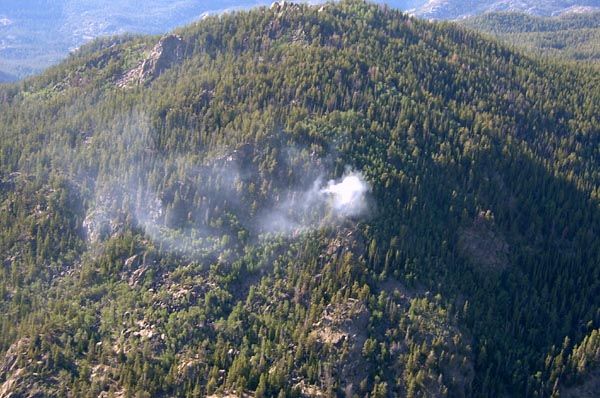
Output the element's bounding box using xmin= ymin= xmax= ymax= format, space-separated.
xmin=0 ymin=70 xmax=17 ymax=83
xmin=0 ymin=1 xmax=599 ymax=397
xmin=0 ymin=0 xmax=291 ymax=79
xmin=400 ymin=0 xmax=600 ymax=19
xmin=3 ymin=1 xmax=600 ymax=79
xmin=462 ymin=11 xmax=600 ymax=62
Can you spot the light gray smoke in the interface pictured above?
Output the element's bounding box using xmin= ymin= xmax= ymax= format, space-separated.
xmin=79 ymin=110 xmax=372 ymax=261
xmin=259 ymin=169 xmax=371 ymax=235
xmin=320 ymin=172 xmax=369 ymax=217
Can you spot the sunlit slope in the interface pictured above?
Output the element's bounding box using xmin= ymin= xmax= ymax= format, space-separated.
xmin=0 ymin=1 xmax=599 ymax=397
xmin=462 ymin=11 xmax=600 ymax=64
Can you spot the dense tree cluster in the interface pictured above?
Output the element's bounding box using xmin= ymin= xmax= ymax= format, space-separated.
xmin=0 ymin=1 xmax=599 ymax=396
xmin=462 ymin=11 xmax=600 ymax=64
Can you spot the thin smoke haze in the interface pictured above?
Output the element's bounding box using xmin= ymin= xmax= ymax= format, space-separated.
xmin=80 ymin=111 xmax=372 ymax=259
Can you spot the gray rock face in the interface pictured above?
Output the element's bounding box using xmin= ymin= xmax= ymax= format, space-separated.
xmin=139 ymin=34 xmax=184 ymax=79
xmin=118 ymin=34 xmax=184 ymax=87
xmin=83 ymin=209 xmax=121 ymax=244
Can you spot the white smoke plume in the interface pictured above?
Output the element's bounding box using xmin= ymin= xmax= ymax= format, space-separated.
xmin=259 ymin=169 xmax=371 ymax=235
xmin=321 ymin=172 xmax=369 ymax=217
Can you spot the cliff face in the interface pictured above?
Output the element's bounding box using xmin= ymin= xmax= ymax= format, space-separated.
xmin=117 ymin=34 xmax=184 ymax=87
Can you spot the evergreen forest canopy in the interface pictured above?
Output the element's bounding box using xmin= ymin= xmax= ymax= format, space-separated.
xmin=0 ymin=0 xmax=276 ymax=79
xmin=0 ymin=1 xmax=599 ymax=397
xmin=2 ymin=0 xmax=598 ymax=79
xmin=462 ymin=11 xmax=600 ymax=64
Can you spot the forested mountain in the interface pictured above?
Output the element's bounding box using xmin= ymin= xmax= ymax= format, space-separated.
xmin=462 ymin=11 xmax=600 ymax=63
xmin=1 ymin=1 xmax=600 ymax=397
xmin=0 ymin=0 xmax=267 ymax=79
xmin=3 ymin=1 xmax=599 ymax=80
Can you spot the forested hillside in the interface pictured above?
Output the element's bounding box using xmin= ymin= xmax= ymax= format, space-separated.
xmin=0 ymin=0 xmax=278 ymax=79
xmin=3 ymin=1 xmax=598 ymax=79
xmin=1 ymin=1 xmax=599 ymax=397
xmin=462 ymin=11 xmax=600 ymax=63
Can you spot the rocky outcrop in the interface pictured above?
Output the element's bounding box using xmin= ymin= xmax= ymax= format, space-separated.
xmin=118 ymin=34 xmax=184 ymax=87
xmin=83 ymin=205 xmax=125 ymax=245
xmin=312 ymin=298 xmax=369 ymax=347
xmin=0 ymin=337 xmax=58 ymax=398
xmin=311 ymin=298 xmax=370 ymax=392
xmin=270 ymin=1 xmax=301 ymax=14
